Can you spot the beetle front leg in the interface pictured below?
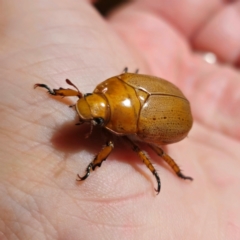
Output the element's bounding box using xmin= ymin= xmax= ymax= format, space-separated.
xmin=124 ymin=137 xmax=161 ymax=194
xmin=34 ymin=79 xmax=83 ymax=98
xmin=149 ymin=144 xmax=193 ymax=181
xmin=76 ymin=140 xmax=114 ymax=181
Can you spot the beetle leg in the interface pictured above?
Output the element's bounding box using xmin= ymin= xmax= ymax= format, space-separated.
xmin=34 ymin=79 xmax=83 ymax=98
xmin=124 ymin=137 xmax=161 ymax=194
xmin=123 ymin=67 xmax=139 ymax=74
xmin=149 ymin=144 xmax=193 ymax=181
xmin=76 ymin=140 xmax=114 ymax=181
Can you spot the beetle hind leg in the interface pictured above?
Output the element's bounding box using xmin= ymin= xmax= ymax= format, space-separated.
xmin=123 ymin=67 xmax=139 ymax=74
xmin=124 ymin=137 xmax=161 ymax=194
xmin=149 ymin=144 xmax=193 ymax=181
xmin=76 ymin=140 xmax=114 ymax=181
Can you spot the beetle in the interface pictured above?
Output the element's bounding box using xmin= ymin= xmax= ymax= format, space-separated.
xmin=34 ymin=68 xmax=193 ymax=194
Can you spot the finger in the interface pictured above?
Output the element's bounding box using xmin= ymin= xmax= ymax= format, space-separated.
xmin=109 ymin=1 xmax=240 ymax=66
xmin=108 ymin=3 xmax=192 ymax=81
xmin=128 ymin=0 xmax=223 ymax=37
xmin=192 ymin=3 xmax=240 ymax=66
xmin=185 ymin=57 xmax=240 ymax=140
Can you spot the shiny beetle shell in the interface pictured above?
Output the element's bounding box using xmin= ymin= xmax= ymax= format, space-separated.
xmin=34 ymin=71 xmax=193 ymax=194
xmin=85 ymin=73 xmax=193 ymax=144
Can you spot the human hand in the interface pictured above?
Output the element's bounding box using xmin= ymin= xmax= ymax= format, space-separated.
xmin=1 ymin=1 xmax=240 ymax=239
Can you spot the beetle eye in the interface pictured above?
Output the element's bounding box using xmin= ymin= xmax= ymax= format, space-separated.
xmin=92 ymin=117 xmax=104 ymax=126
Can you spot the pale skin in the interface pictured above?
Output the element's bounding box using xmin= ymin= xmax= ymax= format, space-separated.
xmin=0 ymin=0 xmax=240 ymax=239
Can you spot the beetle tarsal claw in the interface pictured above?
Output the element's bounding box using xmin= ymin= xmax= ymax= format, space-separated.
xmin=76 ymin=163 xmax=93 ymax=181
xmin=177 ymin=171 xmax=193 ymax=181
xmin=34 ymin=83 xmax=56 ymax=95
xmin=153 ymin=171 xmax=161 ymax=194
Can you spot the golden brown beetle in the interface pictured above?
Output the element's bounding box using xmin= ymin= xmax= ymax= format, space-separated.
xmin=34 ymin=68 xmax=193 ymax=194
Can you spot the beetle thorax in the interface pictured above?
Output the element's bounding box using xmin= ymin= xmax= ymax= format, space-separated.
xmin=75 ymin=93 xmax=109 ymax=124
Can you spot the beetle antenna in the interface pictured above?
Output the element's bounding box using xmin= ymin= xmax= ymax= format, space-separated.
xmin=65 ymin=79 xmax=83 ymax=98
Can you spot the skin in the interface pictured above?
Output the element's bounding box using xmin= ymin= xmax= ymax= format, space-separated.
xmin=0 ymin=0 xmax=240 ymax=239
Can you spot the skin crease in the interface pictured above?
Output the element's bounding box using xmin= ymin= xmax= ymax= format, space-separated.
xmin=0 ymin=0 xmax=240 ymax=239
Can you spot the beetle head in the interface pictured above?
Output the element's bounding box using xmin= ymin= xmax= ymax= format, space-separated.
xmin=76 ymin=93 xmax=109 ymax=126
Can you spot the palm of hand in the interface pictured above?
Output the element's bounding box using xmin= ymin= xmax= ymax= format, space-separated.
xmin=0 ymin=1 xmax=240 ymax=239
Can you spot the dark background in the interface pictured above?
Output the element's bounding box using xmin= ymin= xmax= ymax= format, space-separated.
xmin=94 ymin=0 xmax=129 ymax=15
